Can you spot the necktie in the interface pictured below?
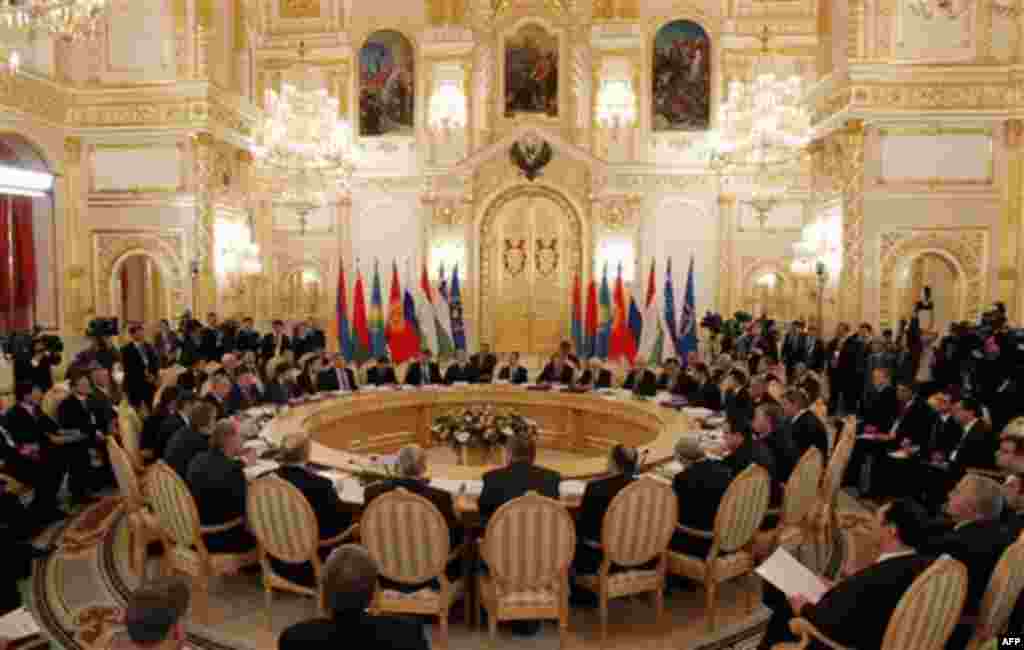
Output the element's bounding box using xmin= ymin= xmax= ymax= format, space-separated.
xmin=339 ymin=369 xmax=348 ymax=390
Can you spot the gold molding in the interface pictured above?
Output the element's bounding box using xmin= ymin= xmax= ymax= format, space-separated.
xmin=877 ymin=126 xmax=993 ymax=137
xmin=91 ymin=228 xmax=189 ymax=322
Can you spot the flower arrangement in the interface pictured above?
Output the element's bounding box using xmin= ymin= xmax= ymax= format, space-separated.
xmin=431 ymin=405 xmax=537 ymax=452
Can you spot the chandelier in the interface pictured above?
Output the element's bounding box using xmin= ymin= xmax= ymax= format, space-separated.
xmin=0 ymin=0 xmax=109 ymax=41
xmin=790 ymin=207 xmax=842 ymax=284
xmin=908 ymin=0 xmax=971 ymax=19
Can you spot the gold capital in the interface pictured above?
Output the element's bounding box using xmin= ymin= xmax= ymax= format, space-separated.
xmin=64 ymin=137 xmax=82 ymax=164
xmin=717 ymin=194 xmax=736 ymax=206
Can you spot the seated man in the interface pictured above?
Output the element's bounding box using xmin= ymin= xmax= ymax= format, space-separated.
xmin=669 ymin=436 xmax=734 ymax=558
xmin=204 ymin=374 xmax=233 ymax=419
xmin=366 ymin=356 xmax=398 ymax=386
xmin=110 ymin=577 xmax=191 ymax=650
xmin=722 ymin=369 xmax=754 ymax=424
xmin=537 ymin=353 xmax=573 ymax=385
xmin=656 ymin=358 xmax=681 ymax=392
xmin=278 ymin=545 xmax=429 ymax=649
xmin=403 ymin=349 xmax=441 ymax=387
xmin=442 ymin=351 xmax=477 ymax=385
xmin=721 ymin=414 xmax=780 ymax=507
xmin=687 ymin=363 xmax=722 ymax=411
xmin=318 ymin=354 xmax=358 ymax=392
xmin=470 ymin=343 xmax=498 ymax=383
xmin=622 ymin=357 xmax=658 ymax=397
xmin=496 ymin=352 xmax=529 ymax=385
xmin=479 ymin=434 xmax=561 ymax=522
xmin=753 ymin=402 xmax=801 ymax=484
xmin=163 ymin=401 xmax=216 ymax=480
xmin=576 ymin=358 xmax=612 ymax=390
xmin=782 ymin=388 xmax=829 ymax=461
xmin=760 ymin=498 xmax=934 ymax=650
xmin=572 ymin=445 xmax=640 ymax=576
xmin=185 ymin=420 xmax=256 ymax=554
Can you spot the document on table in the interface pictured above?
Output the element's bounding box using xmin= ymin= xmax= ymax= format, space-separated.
xmin=243 ymin=460 xmax=280 ymax=481
xmin=755 ymin=548 xmax=830 ymax=604
xmin=335 ymin=477 xmax=365 ymax=504
xmin=0 ymin=607 xmax=40 ymax=640
xmin=559 ymin=481 xmax=586 ymax=498
xmin=430 ymin=479 xmax=483 ymax=497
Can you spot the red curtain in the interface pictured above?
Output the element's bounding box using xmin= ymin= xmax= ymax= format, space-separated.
xmin=0 ymin=194 xmax=37 ymax=332
xmin=0 ymin=197 xmax=10 ymax=332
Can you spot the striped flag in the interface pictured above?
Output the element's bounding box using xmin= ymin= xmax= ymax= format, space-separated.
xmin=609 ymin=263 xmax=637 ymax=362
xmin=351 ymin=264 xmax=371 ymax=364
xmin=571 ymin=273 xmax=583 ymax=356
xmin=450 ymin=264 xmax=467 ymax=352
xmin=369 ymin=260 xmax=386 ymax=358
xmin=336 ymin=261 xmax=352 ymax=361
xmin=664 ymin=257 xmax=681 ymax=359
xmin=386 ymin=260 xmax=419 ymax=364
xmin=436 ymin=264 xmax=455 ymax=359
xmin=596 ymin=264 xmax=612 ymax=359
xmin=415 ymin=262 xmax=440 ymax=355
xmin=628 ymin=290 xmax=643 ymax=353
xmin=637 ymin=259 xmax=666 ymax=367
xmin=678 ymin=255 xmax=698 ymax=366
xmin=584 ymin=276 xmax=598 ymax=359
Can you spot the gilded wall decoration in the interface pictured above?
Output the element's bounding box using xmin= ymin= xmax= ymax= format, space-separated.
xmin=878 ymin=229 xmax=988 ymax=328
xmin=280 ymin=0 xmax=320 ymax=19
xmin=359 ymin=30 xmax=415 ymax=137
xmin=652 ymin=19 xmax=710 ymax=131
xmin=92 ymin=230 xmax=189 ymax=320
xmin=505 ymin=23 xmax=559 ymax=118
xmin=503 ymin=239 xmax=527 ymax=276
xmin=535 ymin=238 xmax=559 ymax=276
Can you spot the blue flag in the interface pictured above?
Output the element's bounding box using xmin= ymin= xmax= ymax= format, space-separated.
xmin=450 ymin=264 xmax=466 ymax=351
xmin=628 ymin=293 xmax=643 ymax=351
xmin=596 ymin=264 xmax=612 ymax=359
xmin=370 ymin=260 xmax=386 ymax=359
xmin=679 ymin=256 xmax=698 ymax=366
xmin=664 ymin=258 xmax=680 ymax=359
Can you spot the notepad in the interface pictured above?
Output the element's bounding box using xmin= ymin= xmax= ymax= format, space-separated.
xmin=0 ymin=607 xmax=40 ymax=640
xmin=755 ymin=547 xmax=829 ymax=604
xmin=335 ymin=478 xmax=365 ymax=504
xmin=559 ymin=481 xmax=586 ymax=498
xmin=243 ymin=460 xmax=280 ymax=481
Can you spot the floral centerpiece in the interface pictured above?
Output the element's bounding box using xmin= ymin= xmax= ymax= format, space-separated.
xmin=432 ymin=405 xmax=538 ymax=465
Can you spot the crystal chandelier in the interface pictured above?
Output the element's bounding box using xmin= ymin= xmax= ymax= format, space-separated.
xmin=0 ymin=0 xmax=109 ymax=41
xmin=908 ymin=0 xmax=971 ymax=19
xmin=790 ymin=208 xmax=842 ymax=283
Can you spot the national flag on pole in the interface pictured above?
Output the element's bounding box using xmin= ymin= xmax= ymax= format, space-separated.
xmin=609 ymin=263 xmax=637 ymax=362
xmin=351 ymin=264 xmax=371 ymax=364
xmin=571 ymin=274 xmax=583 ymax=356
xmin=584 ymin=276 xmax=598 ymax=358
xmin=403 ymin=262 xmax=421 ymax=347
xmin=369 ymin=260 xmax=386 ymax=359
xmin=637 ymin=259 xmax=666 ymax=367
xmin=596 ymin=264 xmax=612 ymax=359
xmin=450 ymin=264 xmax=466 ymax=352
xmin=664 ymin=257 xmax=681 ymax=359
xmin=628 ymin=291 xmax=643 ymax=352
xmin=336 ymin=261 xmax=352 ymax=361
xmin=386 ymin=261 xmax=419 ymax=364
xmin=678 ymin=255 xmax=698 ymax=366
xmin=415 ymin=263 xmax=440 ymax=355
xmin=436 ymin=264 xmax=455 ymax=359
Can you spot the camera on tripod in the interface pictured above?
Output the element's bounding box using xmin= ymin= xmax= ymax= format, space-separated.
xmin=86 ymin=317 xmax=120 ymax=339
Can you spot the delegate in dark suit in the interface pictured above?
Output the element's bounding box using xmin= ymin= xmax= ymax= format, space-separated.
xmin=470 ymin=353 xmax=498 ymax=382
xmin=367 ymin=365 xmax=399 ymax=386
xmin=537 ymin=362 xmax=573 ymax=385
xmin=669 ymin=459 xmax=734 ymax=558
xmin=14 ymin=354 xmax=59 ymax=392
xmin=622 ymin=368 xmax=658 ymax=397
xmin=689 ymin=383 xmax=722 ymax=411
xmin=950 ymin=419 xmax=998 ymax=477
xmin=317 ymin=367 xmax=358 ymax=392
xmin=478 ymin=461 xmax=562 ymax=522
xmin=403 ymin=361 xmax=442 ymax=386
xmin=572 ymin=473 xmax=637 ymax=575
xmin=278 ymin=611 xmax=428 ymax=650
xmin=200 ymin=327 xmax=226 ymax=362
xmin=163 ymin=423 xmax=209 ymax=480
xmin=497 ymin=365 xmax=529 ymax=385
xmin=442 ymin=363 xmax=476 ymax=385
xmin=577 ymin=368 xmax=612 ymax=389
xmin=804 ymin=336 xmax=826 ymax=372
xmin=261 ymin=333 xmax=291 ymax=362
xmin=185 ymin=447 xmax=255 ymax=553
xmin=860 ymin=384 xmax=900 ymax=433
xmin=790 ymin=411 xmax=829 ymax=461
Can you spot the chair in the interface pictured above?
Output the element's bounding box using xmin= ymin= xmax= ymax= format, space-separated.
xmin=478 ymin=491 xmax=576 ymax=647
xmin=246 ymin=475 xmax=359 ymax=630
xmin=142 ymin=461 xmax=258 ymax=623
xmin=41 ymin=384 xmax=70 ymax=420
xmin=755 ymin=448 xmax=825 ymax=555
xmin=777 ymin=554 xmax=968 ymax=650
xmin=574 ymin=478 xmax=678 ymax=642
xmin=117 ymin=403 xmax=147 ymax=472
xmin=817 ymin=425 xmax=856 ymax=549
xmin=667 ymin=464 xmax=772 ymax=631
xmin=965 ymin=532 xmax=1024 ymax=649
xmin=107 ymin=437 xmax=160 ymax=576
xmin=361 ymin=487 xmax=463 ymax=649
xmin=264 ymin=355 xmax=287 ymax=382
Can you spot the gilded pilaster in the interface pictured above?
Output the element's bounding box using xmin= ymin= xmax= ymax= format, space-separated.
xmin=1008 ymin=120 xmax=1024 ymax=320
xmin=717 ymin=194 xmax=736 ymax=315
xmin=977 ymin=0 xmax=995 ymax=62
xmin=192 ymin=134 xmax=217 ymax=317
xmin=834 ymin=121 xmax=866 ymax=325
xmin=61 ymin=137 xmax=89 ymax=334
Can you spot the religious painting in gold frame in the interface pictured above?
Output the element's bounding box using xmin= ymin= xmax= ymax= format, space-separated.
xmin=505 ymin=23 xmax=559 ymax=118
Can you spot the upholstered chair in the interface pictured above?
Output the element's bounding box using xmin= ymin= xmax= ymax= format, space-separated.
xmin=817 ymin=427 xmax=856 ymax=550
xmin=107 ymin=437 xmax=160 ymax=576
xmin=755 ymin=448 xmax=825 ymax=556
xmin=965 ymin=532 xmax=1024 ymax=649
xmin=117 ymin=402 xmax=147 ymax=472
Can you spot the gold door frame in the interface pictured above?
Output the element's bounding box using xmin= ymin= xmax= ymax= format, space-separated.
xmin=477 ymin=184 xmax=585 ymax=348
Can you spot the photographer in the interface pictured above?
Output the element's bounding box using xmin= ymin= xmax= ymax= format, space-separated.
xmin=14 ymin=335 xmax=61 ymax=392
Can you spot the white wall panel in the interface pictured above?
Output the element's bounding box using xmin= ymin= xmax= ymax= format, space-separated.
xmin=639 ymin=198 xmax=718 ymax=316
xmin=92 ymin=147 xmax=181 ymax=193
xmin=880 ymin=133 xmax=992 ymax=183
xmin=350 ymin=194 xmax=423 ymax=283
xmin=102 ymin=0 xmax=175 ymax=83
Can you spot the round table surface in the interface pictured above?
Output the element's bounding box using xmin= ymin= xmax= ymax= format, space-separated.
xmin=260 ymin=384 xmax=710 ymax=481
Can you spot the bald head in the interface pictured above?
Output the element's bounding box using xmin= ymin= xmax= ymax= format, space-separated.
xmin=674 ymin=436 xmax=704 ymax=463
xmin=397 ymin=444 xmax=426 ymax=478
xmin=322 ymin=545 xmax=378 ymax=616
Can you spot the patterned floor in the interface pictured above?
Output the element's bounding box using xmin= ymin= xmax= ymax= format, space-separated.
xmin=24 ymin=492 xmax=874 ymax=650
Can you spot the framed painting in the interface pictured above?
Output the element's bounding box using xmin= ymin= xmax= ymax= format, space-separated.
xmin=280 ymin=0 xmax=320 ymax=19
xmin=652 ymin=20 xmax=710 ymax=132
xmin=359 ymin=30 xmax=415 ymax=137
xmin=505 ymin=23 xmax=559 ymax=118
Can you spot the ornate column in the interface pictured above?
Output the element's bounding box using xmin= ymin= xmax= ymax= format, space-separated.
xmin=835 ymin=120 xmax=866 ymax=324
xmin=977 ymin=0 xmax=995 ymax=62
xmin=61 ymin=136 xmax=90 ymax=334
xmin=1008 ymin=119 xmax=1024 ymax=320
xmin=717 ymin=194 xmax=736 ymax=315
xmin=192 ymin=134 xmax=217 ymax=317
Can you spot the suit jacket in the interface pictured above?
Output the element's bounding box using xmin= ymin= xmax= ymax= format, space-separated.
xmin=861 ymin=384 xmax=900 ymax=432
xmin=761 ymin=426 xmax=802 ymax=483
xmin=261 ymin=333 xmax=291 ymax=361
xmin=801 ymin=553 xmax=934 ymax=649
xmin=725 ymin=437 xmax=778 ymax=482
xmin=623 ymin=369 xmax=658 ymax=397
xmin=804 ymin=337 xmax=826 ymax=372
xmin=403 ymin=362 xmax=442 ymax=386
xmin=470 ymin=353 xmax=498 ymax=382
xmin=673 ymin=459 xmax=733 ymax=533
xmin=277 ymin=464 xmax=351 ymax=540
xmin=724 ymin=387 xmax=755 ymax=424
xmin=930 ymin=415 xmax=964 ymax=458
xmin=291 ymin=334 xmax=318 ymax=360
xmin=950 ymin=419 xmax=998 ymax=475
xmin=88 ymin=387 xmax=119 ymax=434
xmin=308 ymin=329 xmax=327 ymax=352
xmin=988 ymin=379 xmax=1024 ymax=435
xmin=671 ymin=373 xmax=698 ymax=397
xmin=689 ymin=383 xmax=722 ymax=411
xmin=163 ymin=424 xmax=209 ymax=479
xmin=318 ymin=367 xmax=358 ymax=392
xmin=577 ymin=368 xmax=612 ymax=389
xmin=14 ymin=355 xmax=57 ymax=392
xmin=186 ymin=448 xmax=247 ymax=529
xmin=5 ymin=403 xmax=58 ymax=447
xmin=478 ymin=461 xmax=562 ymax=522
xmin=781 ymin=333 xmax=804 ymax=368
xmin=442 ymin=364 xmax=476 ymax=385
xmin=57 ymin=394 xmax=102 ymax=440
xmin=496 ymin=365 xmax=529 ymax=385
xmin=121 ymin=342 xmax=158 ymax=387
xmin=577 ymin=474 xmax=634 ymax=543
xmin=178 ymin=337 xmax=203 ymax=369
xmin=891 ymin=397 xmax=938 ymax=451
xmin=790 ymin=411 xmax=829 ymax=460
xmin=837 ymin=335 xmax=867 ymax=380
xmin=200 ymin=327 xmax=226 ymax=361
xmin=278 ymin=612 xmax=428 ymax=650
xmin=364 ymin=477 xmax=461 ymax=548
xmin=367 ymin=366 xmax=398 ymax=386
xmin=538 ymin=363 xmax=573 ymax=385
xmin=919 ymin=519 xmax=1017 ymax=615
xmin=154 ymin=413 xmax=186 ymax=457
xmin=235 ymin=328 xmax=261 ymax=355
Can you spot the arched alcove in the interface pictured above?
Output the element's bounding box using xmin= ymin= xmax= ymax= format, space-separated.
xmin=109 ymin=250 xmax=175 ymax=325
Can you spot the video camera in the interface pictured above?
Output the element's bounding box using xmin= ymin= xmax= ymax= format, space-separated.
xmin=86 ymin=317 xmax=120 ymax=338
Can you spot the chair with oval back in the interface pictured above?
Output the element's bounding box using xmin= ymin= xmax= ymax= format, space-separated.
xmin=107 ymin=437 xmax=160 ymax=576
xmin=142 ymin=460 xmax=258 ymax=623
xmin=667 ymin=464 xmax=772 ymax=631
xmin=246 ymin=475 xmax=360 ymax=630
xmin=117 ymin=402 xmax=146 ymax=473
xmin=778 ymin=554 xmax=968 ymax=650
xmin=478 ymin=491 xmax=576 ymax=648
xmin=755 ymin=448 xmax=825 ymax=555
xmin=41 ymin=384 xmax=70 ymax=421
xmin=574 ymin=478 xmax=678 ymax=642
xmin=360 ymin=487 xmax=464 ymax=649
xmin=965 ymin=532 xmax=1024 ymax=649
xmin=818 ymin=424 xmax=856 ymax=549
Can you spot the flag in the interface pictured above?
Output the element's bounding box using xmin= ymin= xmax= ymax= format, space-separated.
xmin=369 ymin=260 xmax=386 ymax=359
xmin=678 ymin=255 xmax=698 ymax=366
xmin=336 ymin=261 xmax=352 ymax=361
xmin=450 ymin=264 xmax=466 ymax=352
xmin=637 ymin=259 xmax=666 ymax=367
xmin=571 ymin=274 xmax=583 ymax=356
xmin=596 ymin=264 xmax=612 ymax=359
xmin=609 ymin=263 xmax=637 ymax=362
xmin=386 ymin=261 xmax=420 ymax=364
xmin=628 ymin=291 xmax=643 ymax=351
xmin=584 ymin=276 xmax=598 ymax=359
xmin=351 ymin=265 xmax=371 ymax=364
xmin=436 ymin=264 xmax=455 ymax=359
xmin=664 ymin=257 xmax=681 ymax=359
xmin=415 ymin=263 xmax=440 ymax=355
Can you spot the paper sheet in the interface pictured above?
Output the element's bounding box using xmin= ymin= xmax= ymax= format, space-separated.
xmin=336 ymin=478 xmax=365 ymax=504
xmin=0 ymin=607 xmax=40 ymax=640
xmin=429 ymin=479 xmax=483 ymax=497
xmin=243 ymin=460 xmax=280 ymax=481
xmin=755 ymin=547 xmax=829 ymax=604
xmin=559 ymin=481 xmax=586 ymax=498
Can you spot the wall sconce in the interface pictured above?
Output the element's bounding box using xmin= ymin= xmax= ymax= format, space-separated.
xmin=595 ymin=235 xmax=636 ymax=283
xmin=595 ymin=78 xmax=637 ymax=139
xmin=215 ymin=220 xmax=263 ymax=281
xmin=430 ymin=237 xmax=465 ymax=279
xmin=2 ymin=49 xmax=18 ymax=77
xmin=428 ymin=80 xmax=468 ymax=135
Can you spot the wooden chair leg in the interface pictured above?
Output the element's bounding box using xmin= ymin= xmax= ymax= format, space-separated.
xmin=745 ymin=574 xmax=758 ymax=613
xmin=439 ymin=611 xmax=448 ymax=650
xmin=487 ymin=605 xmax=497 ymax=642
xmin=264 ymin=586 xmax=273 ymax=631
xmin=559 ymin=618 xmax=569 ymax=650
xmin=193 ymin=575 xmax=211 ymax=625
xmin=705 ymin=582 xmax=717 ymax=632
xmin=600 ymin=587 xmax=609 ymax=642
xmin=655 ymin=581 xmax=665 ymax=623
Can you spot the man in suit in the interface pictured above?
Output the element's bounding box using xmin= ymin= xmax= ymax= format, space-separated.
xmin=723 ymin=369 xmax=755 ymax=424
xmin=825 ymin=322 xmax=849 ymax=415
xmin=782 ymin=388 xmax=829 ymax=461
xmin=14 ymin=337 xmax=61 ymax=393
xmin=669 ymin=436 xmax=735 ymax=558
xmin=803 ymin=324 xmax=826 ymax=373
xmin=948 ymin=397 xmax=998 ymax=478
xmin=753 ymin=402 xmax=801 ymax=484
xmin=836 ymin=323 xmax=870 ymax=416
xmin=185 ymin=420 xmax=256 ymax=554
xmin=781 ymin=321 xmax=805 ymax=378
xmin=478 ymin=434 xmax=561 ymax=522
xmin=496 ymin=352 xmax=529 ymax=384
xmin=152 ymin=392 xmax=193 ymax=461
xmin=235 ymin=317 xmax=261 ymax=357
xmin=205 ymin=374 xmax=233 ymax=419
xmin=572 ymin=445 xmax=639 ymax=577
xmin=656 ymin=358 xmax=681 ymax=392
xmin=622 ymin=357 xmax=658 ymax=397
xmin=121 ymin=324 xmax=160 ymax=409
xmin=88 ymin=365 xmax=121 ymax=436
xmin=403 ymin=349 xmax=441 ymax=387
xmin=919 ymin=474 xmax=1018 ymax=650
xmin=442 ymin=351 xmax=476 ymax=385
xmin=113 ymin=577 xmax=192 ymax=650
xmin=366 ymin=356 xmax=398 ymax=386
xmin=200 ymin=313 xmax=225 ymax=362
xmin=318 ymin=354 xmax=359 ymax=392
xmin=538 ymin=353 xmax=573 ymax=385
xmin=307 ymin=319 xmax=327 ymax=354
xmin=470 ymin=343 xmax=498 ymax=383
xmin=761 ymin=498 xmax=934 ymax=650
xmin=57 ymin=371 xmax=108 ymax=504
xmin=162 ymin=401 xmax=216 ymax=480
xmin=278 ymin=545 xmax=429 ymax=650
xmin=875 ymin=381 xmax=941 ymax=500
xmin=0 ymin=388 xmax=65 ymax=524
xmin=722 ymin=415 xmax=777 ymax=484
xmin=261 ymin=320 xmax=291 ymax=363
xmin=846 ymin=368 xmax=902 ymax=497
xmin=558 ymin=340 xmax=580 ymax=366
xmin=860 ymin=367 xmax=900 ymax=434
xmin=576 ymin=358 xmax=612 ymax=390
